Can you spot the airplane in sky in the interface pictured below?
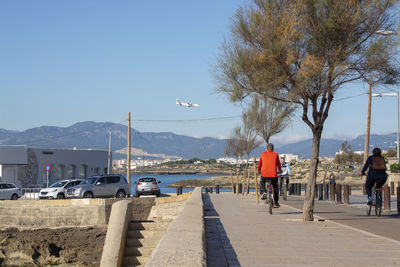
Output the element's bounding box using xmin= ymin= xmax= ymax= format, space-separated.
xmin=176 ymin=99 xmax=200 ymax=108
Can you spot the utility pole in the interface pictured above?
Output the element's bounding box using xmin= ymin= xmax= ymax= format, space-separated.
xmin=127 ymin=112 xmax=131 ymax=193
xmin=363 ymin=84 xmax=372 ymax=162
xmin=107 ymin=131 xmax=111 ymax=174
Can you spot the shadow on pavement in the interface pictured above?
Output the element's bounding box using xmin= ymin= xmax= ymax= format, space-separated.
xmin=203 ymin=193 xmax=240 ymax=267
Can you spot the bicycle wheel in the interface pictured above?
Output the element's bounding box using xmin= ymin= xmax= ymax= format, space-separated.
xmin=268 ymin=191 xmax=273 ymax=214
xmin=375 ymin=191 xmax=382 ymax=216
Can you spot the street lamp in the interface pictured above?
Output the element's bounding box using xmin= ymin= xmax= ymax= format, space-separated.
xmin=372 ymin=92 xmax=399 ymax=162
xmin=363 ymin=30 xmax=396 ymax=162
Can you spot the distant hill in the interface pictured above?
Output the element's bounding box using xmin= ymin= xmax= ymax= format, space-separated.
xmin=0 ymin=121 xmax=396 ymax=159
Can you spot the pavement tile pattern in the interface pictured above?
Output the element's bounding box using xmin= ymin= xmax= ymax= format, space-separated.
xmin=204 ymin=192 xmax=400 ymax=267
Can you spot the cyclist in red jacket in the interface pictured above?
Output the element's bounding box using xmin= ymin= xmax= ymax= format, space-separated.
xmin=258 ymin=143 xmax=282 ymax=208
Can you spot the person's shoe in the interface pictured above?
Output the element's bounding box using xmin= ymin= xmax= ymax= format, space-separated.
xmin=367 ymin=196 xmax=373 ymax=205
xmin=261 ymin=193 xmax=267 ymax=200
xmin=274 ymin=202 xmax=280 ymax=208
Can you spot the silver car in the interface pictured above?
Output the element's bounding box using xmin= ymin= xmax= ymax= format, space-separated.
xmin=39 ymin=179 xmax=83 ymax=199
xmin=135 ymin=177 xmax=161 ymax=197
xmin=66 ymin=174 xmax=129 ymax=198
xmin=0 ymin=183 xmax=22 ymax=200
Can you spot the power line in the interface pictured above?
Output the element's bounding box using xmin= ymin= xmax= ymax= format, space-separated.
xmin=133 ymin=116 xmax=242 ymax=123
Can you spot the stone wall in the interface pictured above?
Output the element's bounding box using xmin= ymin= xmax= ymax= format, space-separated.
xmin=0 ymin=198 xmax=157 ymax=228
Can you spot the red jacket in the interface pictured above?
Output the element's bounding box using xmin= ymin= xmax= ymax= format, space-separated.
xmin=258 ymin=150 xmax=282 ymax=178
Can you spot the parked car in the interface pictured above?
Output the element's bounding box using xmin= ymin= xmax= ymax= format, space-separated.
xmin=0 ymin=183 xmax=22 ymax=200
xmin=66 ymin=174 xmax=129 ymax=198
xmin=135 ymin=177 xmax=161 ymax=197
xmin=39 ymin=179 xmax=83 ymax=199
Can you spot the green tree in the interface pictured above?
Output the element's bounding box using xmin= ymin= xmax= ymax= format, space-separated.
xmin=215 ymin=0 xmax=399 ymax=221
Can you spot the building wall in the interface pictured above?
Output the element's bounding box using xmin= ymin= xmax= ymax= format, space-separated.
xmin=0 ymin=146 xmax=110 ymax=188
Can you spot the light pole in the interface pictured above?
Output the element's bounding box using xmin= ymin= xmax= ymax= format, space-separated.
xmin=107 ymin=131 xmax=112 ymax=174
xmin=372 ymin=92 xmax=399 ymax=162
xmin=363 ymin=30 xmax=396 ymax=161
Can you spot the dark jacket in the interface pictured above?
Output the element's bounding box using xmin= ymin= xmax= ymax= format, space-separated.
xmin=361 ymin=156 xmax=387 ymax=180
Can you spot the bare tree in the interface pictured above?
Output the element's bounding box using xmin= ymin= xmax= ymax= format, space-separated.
xmin=215 ymin=0 xmax=399 ymax=220
xmin=247 ymin=95 xmax=295 ymax=145
xmin=224 ymin=127 xmax=245 ymax=163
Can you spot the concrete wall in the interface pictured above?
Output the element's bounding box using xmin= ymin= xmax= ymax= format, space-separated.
xmin=146 ymin=187 xmax=206 ymax=267
xmin=100 ymin=200 xmax=132 ymax=267
xmin=0 ymin=197 xmax=157 ymax=228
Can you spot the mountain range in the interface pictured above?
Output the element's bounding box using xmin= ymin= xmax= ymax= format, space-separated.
xmin=0 ymin=121 xmax=396 ymax=159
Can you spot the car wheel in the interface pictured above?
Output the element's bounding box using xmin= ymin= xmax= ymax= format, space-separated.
xmin=116 ymin=190 xmax=126 ymax=198
xmin=83 ymin=192 xmax=93 ymax=198
xmin=57 ymin=193 xmax=65 ymax=199
xmin=135 ymin=192 xmax=140 ymax=198
xmin=11 ymin=194 xmax=18 ymax=200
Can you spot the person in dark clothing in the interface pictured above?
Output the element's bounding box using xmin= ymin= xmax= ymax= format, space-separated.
xmin=361 ymin=147 xmax=388 ymax=204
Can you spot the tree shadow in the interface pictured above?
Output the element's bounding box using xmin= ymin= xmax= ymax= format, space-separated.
xmin=203 ymin=193 xmax=241 ymax=267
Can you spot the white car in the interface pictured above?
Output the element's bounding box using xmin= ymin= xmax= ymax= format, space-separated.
xmin=39 ymin=179 xmax=83 ymax=199
xmin=0 ymin=183 xmax=22 ymax=200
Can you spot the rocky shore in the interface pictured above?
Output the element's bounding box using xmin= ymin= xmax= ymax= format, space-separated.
xmin=168 ymin=159 xmax=366 ymax=188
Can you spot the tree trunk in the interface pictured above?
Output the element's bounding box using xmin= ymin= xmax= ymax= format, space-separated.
xmin=303 ymin=129 xmax=322 ymax=221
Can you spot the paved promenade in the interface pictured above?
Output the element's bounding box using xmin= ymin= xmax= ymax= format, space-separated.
xmin=204 ymin=192 xmax=400 ymax=267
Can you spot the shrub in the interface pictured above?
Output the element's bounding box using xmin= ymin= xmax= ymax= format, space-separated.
xmin=390 ymin=163 xmax=400 ymax=173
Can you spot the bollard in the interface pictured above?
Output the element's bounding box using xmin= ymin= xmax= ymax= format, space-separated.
xmin=289 ymin=183 xmax=294 ymax=195
xmin=216 ymin=184 xmax=220 ymax=194
xmin=362 ymin=183 xmax=366 ymax=195
xmin=384 ymin=185 xmax=390 ymax=211
xmin=397 ymin=186 xmax=400 ymax=215
xmin=318 ymin=184 xmax=323 ymax=200
xmin=315 ymin=186 xmax=318 ymax=199
xmin=233 ymin=185 xmax=236 ymax=194
xmin=390 ymin=181 xmax=395 ymax=196
xmin=177 ymin=186 xmax=182 ymax=195
xmin=329 ymin=184 xmax=335 ymax=201
xmin=294 ymin=183 xmax=297 ymax=195
xmin=324 ymin=184 xmax=329 ymax=201
xmin=238 ymin=183 xmax=243 ymax=194
xmin=336 ymin=184 xmax=342 ymax=204
xmin=297 ymin=183 xmax=301 ymax=196
xmin=210 ymin=187 xmax=213 ymax=193
xmin=344 ymin=185 xmax=350 ymax=204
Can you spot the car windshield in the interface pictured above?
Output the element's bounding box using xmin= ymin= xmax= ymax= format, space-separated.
xmin=50 ymin=181 xmax=68 ymax=188
xmin=80 ymin=177 xmax=98 ymax=185
xmin=139 ymin=178 xmax=156 ymax=182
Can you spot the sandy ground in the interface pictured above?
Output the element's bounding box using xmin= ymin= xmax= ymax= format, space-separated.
xmin=0 ymin=226 xmax=106 ymax=266
xmin=0 ymin=196 xmax=188 ymax=266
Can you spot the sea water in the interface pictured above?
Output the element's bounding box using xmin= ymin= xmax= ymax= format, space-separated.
xmin=130 ymin=173 xmax=226 ymax=194
xmin=129 ymin=173 xmax=259 ymax=194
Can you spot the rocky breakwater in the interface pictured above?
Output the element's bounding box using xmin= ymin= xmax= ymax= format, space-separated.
xmin=169 ymin=159 xmax=365 ymax=188
xmin=132 ymin=163 xmax=230 ymax=175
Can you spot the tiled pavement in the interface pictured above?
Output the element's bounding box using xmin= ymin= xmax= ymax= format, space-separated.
xmin=204 ymin=192 xmax=400 ymax=267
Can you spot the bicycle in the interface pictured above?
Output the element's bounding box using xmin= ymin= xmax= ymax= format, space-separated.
xmin=263 ymin=180 xmax=274 ymax=215
xmin=366 ymin=187 xmax=383 ymax=216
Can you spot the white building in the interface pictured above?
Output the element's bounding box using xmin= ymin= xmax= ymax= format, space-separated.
xmin=0 ymin=145 xmax=109 ymax=188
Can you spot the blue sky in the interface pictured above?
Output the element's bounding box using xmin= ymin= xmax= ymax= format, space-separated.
xmin=0 ymin=0 xmax=399 ymax=146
